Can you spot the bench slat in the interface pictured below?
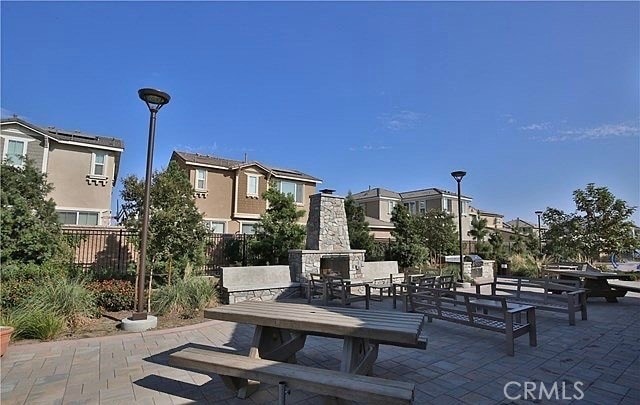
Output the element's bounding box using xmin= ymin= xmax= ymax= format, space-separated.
xmin=169 ymin=348 xmax=415 ymax=404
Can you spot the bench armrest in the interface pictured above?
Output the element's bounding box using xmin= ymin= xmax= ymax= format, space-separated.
xmin=347 ymin=282 xmax=369 ymax=288
xmin=567 ymin=289 xmax=587 ymax=295
xmin=507 ymin=305 xmax=535 ymax=314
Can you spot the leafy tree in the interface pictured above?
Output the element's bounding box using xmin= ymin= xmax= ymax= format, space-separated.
xmin=543 ymin=184 xmax=638 ymax=262
xmin=1 ymin=161 xmax=68 ymax=264
xmin=542 ymin=208 xmax=583 ymax=261
xmin=389 ymin=204 xmax=428 ymax=269
xmin=415 ymin=209 xmax=457 ymax=265
xmin=250 ymin=186 xmax=306 ymax=265
xmin=468 ymin=216 xmax=491 ymax=256
xmin=488 ymin=231 xmax=507 ymax=260
xmin=573 ymin=183 xmax=637 ymax=261
xmin=344 ymin=193 xmax=375 ymax=254
xmin=121 ymin=161 xmax=206 ymax=280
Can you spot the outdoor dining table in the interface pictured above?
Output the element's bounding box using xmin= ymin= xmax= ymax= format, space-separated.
xmin=204 ymin=301 xmax=426 ymax=378
xmin=542 ymin=268 xmax=632 ymax=302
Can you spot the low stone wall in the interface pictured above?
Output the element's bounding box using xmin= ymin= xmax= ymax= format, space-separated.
xmin=226 ymin=285 xmax=302 ymax=304
xmin=220 ymin=265 xmax=302 ymax=304
xmin=361 ymin=261 xmax=399 ymax=281
xmin=461 ymin=260 xmax=495 ymax=280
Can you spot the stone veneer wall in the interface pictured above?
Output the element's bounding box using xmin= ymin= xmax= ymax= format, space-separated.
xmin=306 ymin=194 xmax=351 ymax=251
xmin=289 ymin=249 xmax=366 ymax=282
xmin=460 ymin=260 xmax=495 ymax=280
xmin=225 ymin=285 xmax=302 ymax=304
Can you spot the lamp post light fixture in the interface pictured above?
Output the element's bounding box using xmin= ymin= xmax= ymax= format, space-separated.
xmin=451 ymin=170 xmax=466 ymax=283
xmin=133 ymin=88 xmax=170 ymax=320
xmin=535 ymin=210 xmax=543 ymax=256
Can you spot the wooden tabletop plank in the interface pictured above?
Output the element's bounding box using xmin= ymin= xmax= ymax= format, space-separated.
xmin=205 ymin=301 xmax=424 ymax=346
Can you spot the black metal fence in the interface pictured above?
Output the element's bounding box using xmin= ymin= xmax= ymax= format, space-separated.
xmin=62 ymin=228 xmax=253 ymax=275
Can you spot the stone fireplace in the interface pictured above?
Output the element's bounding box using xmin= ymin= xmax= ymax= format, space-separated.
xmin=289 ymin=191 xmax=366 ymax=282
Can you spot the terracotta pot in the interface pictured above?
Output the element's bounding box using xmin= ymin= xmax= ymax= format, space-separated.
xmin=0 ymin=326 xmax=14 ymax=357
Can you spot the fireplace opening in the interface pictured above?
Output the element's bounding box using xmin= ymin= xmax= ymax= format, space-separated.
xmin=320 ymin=256 xmax=350 ymax=279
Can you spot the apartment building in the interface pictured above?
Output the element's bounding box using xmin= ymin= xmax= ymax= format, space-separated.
xmin=170 ymin=151 xmax=322 ymax=234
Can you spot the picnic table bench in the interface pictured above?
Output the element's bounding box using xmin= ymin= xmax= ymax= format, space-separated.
xmin=393 ymin=275 xmax=455 ymax=312
xmin=409 ymin=287 xmax=537 ymax=356
xmin=170 ymin=348 xmax=415 ymax=404
xmin=475 ymin=276 xmax=587 ymax=325
xmin=169 ymin=301 xmax=425 ymax=403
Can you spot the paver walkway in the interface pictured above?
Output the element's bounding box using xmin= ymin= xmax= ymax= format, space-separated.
xmin=1 ymin=290 xmax=639 ymax=404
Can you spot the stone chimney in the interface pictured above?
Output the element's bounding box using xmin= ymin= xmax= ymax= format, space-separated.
xmin=305 ymin=192 xmax=351 ymax=251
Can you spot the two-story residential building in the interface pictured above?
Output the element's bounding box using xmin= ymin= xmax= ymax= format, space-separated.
xmin=1 ymin=117 xmax=124 ymax=226
xmin=170 ymin=151 xmax=322 ymax=234
xmin=351 ymin=187 xmax=474 ymax=241
xmin=470 ymin=207 xmax=504 ymax=230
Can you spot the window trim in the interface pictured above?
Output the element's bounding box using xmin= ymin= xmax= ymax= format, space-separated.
xmin=277 ymin=180 xmax=304 ymax=204
xmin=246 ymin=173 xmax=260 ymax=197
xmin=90 ymin=151 xmax=107 ymax=177
xmin=204 ymin=219 xmax=226 ymax=234
xmin=240 ymin=221 xmax=258 ymax=235
xmin=2 ymin=136 xmax=31 ymax=168
xmin=195 ymin=169 xmax=207 ymax=191
xmin=57 ymin=210 xmax=100 ymax=226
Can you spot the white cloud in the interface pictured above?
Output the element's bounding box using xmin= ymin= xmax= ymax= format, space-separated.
xmin=520 ymin=122 xmax=551 ymax=131
xmin=542 ymin=122 xmax=639 ymax=142
xmin=379 ymin=110 xmax=426 ymax=131
xmin=502 ymin=114 xmax=517 ymax=124
xmin=348 ymin=145 xmax=391 ymax=152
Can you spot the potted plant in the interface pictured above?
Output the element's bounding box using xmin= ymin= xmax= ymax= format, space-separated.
xmin=0 ymin=326 xmax=14 ymax=356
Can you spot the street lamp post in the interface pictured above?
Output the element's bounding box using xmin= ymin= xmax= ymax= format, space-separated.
xmin=133 ymin=88 xmax=171 ymax=320
xmin=451 ymin=171 xmax=466 ymax=283
xmin=535 ymin=210 xmax=543 ymax=257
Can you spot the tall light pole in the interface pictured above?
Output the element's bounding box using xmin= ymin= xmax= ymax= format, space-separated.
xmin=134 ymin=88 xmax=170 ymax=320
xmin=451 ymin=171 xmax=466 ymax=282
xmin=535 ymin=210 xmax=543 ymax=257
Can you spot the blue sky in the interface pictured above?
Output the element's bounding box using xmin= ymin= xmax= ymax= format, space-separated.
xmin=2 ymin=2 xmax=639 ymax=224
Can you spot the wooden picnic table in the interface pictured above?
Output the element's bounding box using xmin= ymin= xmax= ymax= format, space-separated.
xmin=204 ymin=301 xmax=426 ymax=379
xmin=542 ymin=269 xmax=632 ymax=303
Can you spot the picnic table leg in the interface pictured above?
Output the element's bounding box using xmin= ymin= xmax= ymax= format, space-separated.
xmin=340 ymin=337 xmax=379 ymax=376
xmin=240 ymin=325 xmax=307 ymax=399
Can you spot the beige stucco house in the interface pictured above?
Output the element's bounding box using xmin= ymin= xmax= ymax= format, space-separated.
xmin=351 ymin=186 xmax=476 ymax=241
xmin=1 ymin=117 xmax=124 ymax=226
xmin=170 ymin=151 xmax=322 ymax=234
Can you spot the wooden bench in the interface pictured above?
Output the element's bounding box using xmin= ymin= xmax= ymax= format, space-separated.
xmin=306 ymin=274 xmax=371 ymax=309
xmin=409 ymin=287 xmax=537 ymax=356
xmin=475 ymin=276 xmax=587 ymax=326
xmin=608 ymin=280 xmax=640 ymax=294
xmin=393 ymin=275 xmax=455 ymax=312
xmin=369 ymin=274 xmax=406 ymax=301
xmin=326 ymin=276 xmax=371 ymax=309
xmin=169 ymin=347 xmax=415 ymax=404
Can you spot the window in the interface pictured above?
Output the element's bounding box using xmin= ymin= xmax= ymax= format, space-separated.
xmin=5 ymin=139 xmax=26 ymax=167
xmin=247 ymin=174 xmax=259 ymax=196
xmin=419 ymin=201 xmax=426 ymax=214
xmin=409 ymin=201 xmax=416 ymax=214
xmin=57 ymin=211 xmax=99 ymax=226
xmin=241 ymin=222 xmax=256 ymax=234
xmin=461 ymin=201 xmax=468 ymax=215
xmin=388 ymin=201 xmax=396 ymax=215
xmin=204 ymin=220 xmax=224 ymax=234
xmin=92 ymin=151 xmax=106 ymax=176
xmin=196 ymin=169 xmax=207 ymax=190
xmin=276 ymin=180 xmax=303 ymax=203
xmin=446 ymin=199 xmax=453 ymax=213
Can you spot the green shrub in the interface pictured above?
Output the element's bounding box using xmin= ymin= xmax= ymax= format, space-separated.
xmin=151 ymin=277 xmax=217 ymax=318
xmin=509 ymin=254 xmax=538 ymax=277
xmin=19 ymin=278 xmax=98 ymax=328
xmin=0 ymin=278 xmax=39 ymax=309
xmin=6 ymin=307 xmax=65 ymax=340
xmin=86 ymin=279 xmax=135 ymax=311
xmin=0 ymin=261 xmax=72 ymax=282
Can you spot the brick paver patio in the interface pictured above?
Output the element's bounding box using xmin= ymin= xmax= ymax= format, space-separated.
xmin=1 ymin=290 xmax=638 ymax=404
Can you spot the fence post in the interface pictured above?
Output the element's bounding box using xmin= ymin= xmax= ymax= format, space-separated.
xmin=242 ymin=234 xmax=247 ymax=266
